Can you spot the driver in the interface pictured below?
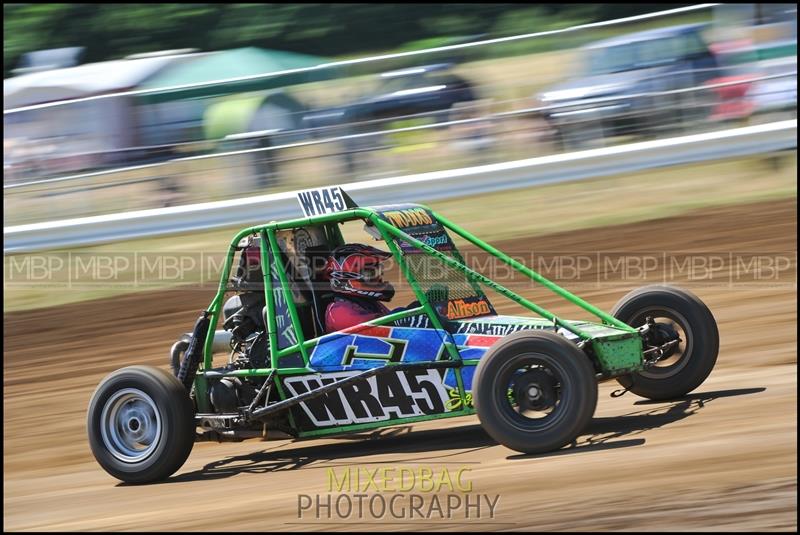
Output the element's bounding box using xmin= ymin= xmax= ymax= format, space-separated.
xmin=322 ymin=243 xmax=401 ymax=333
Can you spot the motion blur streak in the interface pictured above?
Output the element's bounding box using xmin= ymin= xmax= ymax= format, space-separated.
xmin=2 ymin=4 xmax=719 ymax=116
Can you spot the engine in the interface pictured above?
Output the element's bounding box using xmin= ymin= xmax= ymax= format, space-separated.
xmin=172 ymin=236 xmax=275 ymax=414
xmin=206 ymin=291 xmax=270 ymax=412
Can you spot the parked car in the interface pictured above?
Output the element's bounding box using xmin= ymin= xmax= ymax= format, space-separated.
xmin=302 ymin=63 xmax=477 ymax=130
xmin=536 ymin=23 xmax=720 ymax=149
xmin=302 ymin=64 xmax=477 ymax=173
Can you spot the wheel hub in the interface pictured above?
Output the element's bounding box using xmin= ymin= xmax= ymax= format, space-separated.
xmin=514 ymin=370 xmax=557 ymax=412
xmin=648 ymin=321 xmax=681 ymax=358
xmin=128 ymin=417 xmax=140 ymax=432
xmin=100 ymin=389 xmax=162 ymax=463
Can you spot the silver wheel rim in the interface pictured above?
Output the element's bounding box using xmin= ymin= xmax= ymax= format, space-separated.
xmin=100 ymin=388 xmax=162 ymax=463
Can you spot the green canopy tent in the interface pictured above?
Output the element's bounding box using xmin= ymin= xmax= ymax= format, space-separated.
xmin=203 ymin=91 xmax=307 ymax=140
xmin=134 ymin=47 xmax=335 ymax=143
xmin=137 ymin=46 xmax=334 ymax=103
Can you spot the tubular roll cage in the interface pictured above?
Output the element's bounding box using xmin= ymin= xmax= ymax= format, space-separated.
xmin=194 ymin=205 xmax=638 ymax=421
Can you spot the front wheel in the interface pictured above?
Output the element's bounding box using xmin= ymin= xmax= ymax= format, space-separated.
xmin=87 ymin=365 xmax=195 ymax=483
xmin=612 ymin=285 xmax=719 ymax=400
xmin=473 ymin=331 xmax=598 ymax=454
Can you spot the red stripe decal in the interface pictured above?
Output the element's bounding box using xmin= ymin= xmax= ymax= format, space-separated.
xmin=467 ymin=335 xmax=502 ymax=347
xmin=342 ymin=325 xmax=392 ymax=337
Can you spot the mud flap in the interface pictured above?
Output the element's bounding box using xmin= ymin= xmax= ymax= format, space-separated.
xmin=177 ymin=311 xmax=211 ymax=392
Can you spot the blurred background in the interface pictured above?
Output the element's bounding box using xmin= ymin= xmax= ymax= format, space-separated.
xmin=3 ymin=3 xmax=797 ymax=226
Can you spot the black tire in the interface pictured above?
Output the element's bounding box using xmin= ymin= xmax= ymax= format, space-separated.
xmin=612 ymin=285 xmax=719 ymax=401
xmin=473 ymin=331 xmax=598 ymax=454
xmin=87 ymin=365 xmax=195 ymax=484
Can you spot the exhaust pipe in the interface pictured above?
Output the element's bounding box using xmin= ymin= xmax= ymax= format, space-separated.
xmin=170 ymin=329 xmax=234 ymax=376
xmin=210 ymin=329 xmax=234 ymax=353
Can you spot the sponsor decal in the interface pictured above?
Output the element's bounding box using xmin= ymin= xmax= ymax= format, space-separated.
xmin=283 ymin=369 xmax=451 ymax=427
xmin=419 ymin=233 xmax=448 ymax=247
xmin=381 ymin=207 xmax=435 ymax=228
xmin=455 ymin=319 xmax=552 ymax=337
xmin=446 ymin=297 xmax=493 ymax=320
xmin=445 ymin=388 xmax=473 ymax=411
xmin=342 ymin=286 xmax=386 ymax=299
xmin=398 ymin=230 xmax=452 ymax=253
xmin=270 ymin=254 xmax=298 ymax=349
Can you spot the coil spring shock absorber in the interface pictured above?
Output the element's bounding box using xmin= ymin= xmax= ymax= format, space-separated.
xmin=177 ymin=311 xmax=210 ymax=392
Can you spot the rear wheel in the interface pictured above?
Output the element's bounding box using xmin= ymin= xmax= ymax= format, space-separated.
xmin=87 ymin=365 xmax=195 ymax=483
xmin=473 ymin=331 xmax=597 ymax=454
xmin=612 ymin=285 xmax=719 ymax=400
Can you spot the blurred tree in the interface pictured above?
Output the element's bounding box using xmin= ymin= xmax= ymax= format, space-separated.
xmin=3 ymin=3 xmax=696 ymax=78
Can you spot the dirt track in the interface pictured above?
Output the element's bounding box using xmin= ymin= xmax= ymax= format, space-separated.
xmin=4 ymin=198 xmax=797 ymax=531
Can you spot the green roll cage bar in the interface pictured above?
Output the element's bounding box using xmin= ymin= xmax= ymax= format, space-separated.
xmin=193 ymin=205 xmax=640 ymax=419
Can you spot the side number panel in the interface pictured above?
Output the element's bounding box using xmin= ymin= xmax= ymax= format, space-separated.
xmin=283 ymin=369 xmax=450 ymax=429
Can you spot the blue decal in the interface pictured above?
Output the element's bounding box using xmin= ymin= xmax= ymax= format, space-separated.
xmin=308 ymin=326 xmax=450 ymax=370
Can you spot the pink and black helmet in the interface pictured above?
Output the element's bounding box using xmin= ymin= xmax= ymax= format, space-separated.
xmin=323 ymin=244 xmax=395 ymax=301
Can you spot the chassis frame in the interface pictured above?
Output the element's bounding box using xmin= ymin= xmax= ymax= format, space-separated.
xmin=190 ymin=204 xmax=649 ymax=439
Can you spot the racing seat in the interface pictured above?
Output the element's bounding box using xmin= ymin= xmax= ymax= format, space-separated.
xmin=299 ymin=244 xmax=337 ymax=335
xmin=274 ymin=227 xmax=337 ymax=340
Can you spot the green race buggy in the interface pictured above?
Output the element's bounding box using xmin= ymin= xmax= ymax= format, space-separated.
xmin=87 ymin=187 xmax=719 ymax=483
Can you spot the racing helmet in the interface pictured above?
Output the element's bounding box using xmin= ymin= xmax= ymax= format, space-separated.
xmin=323 ymin=244 xmax=395 ymax=301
